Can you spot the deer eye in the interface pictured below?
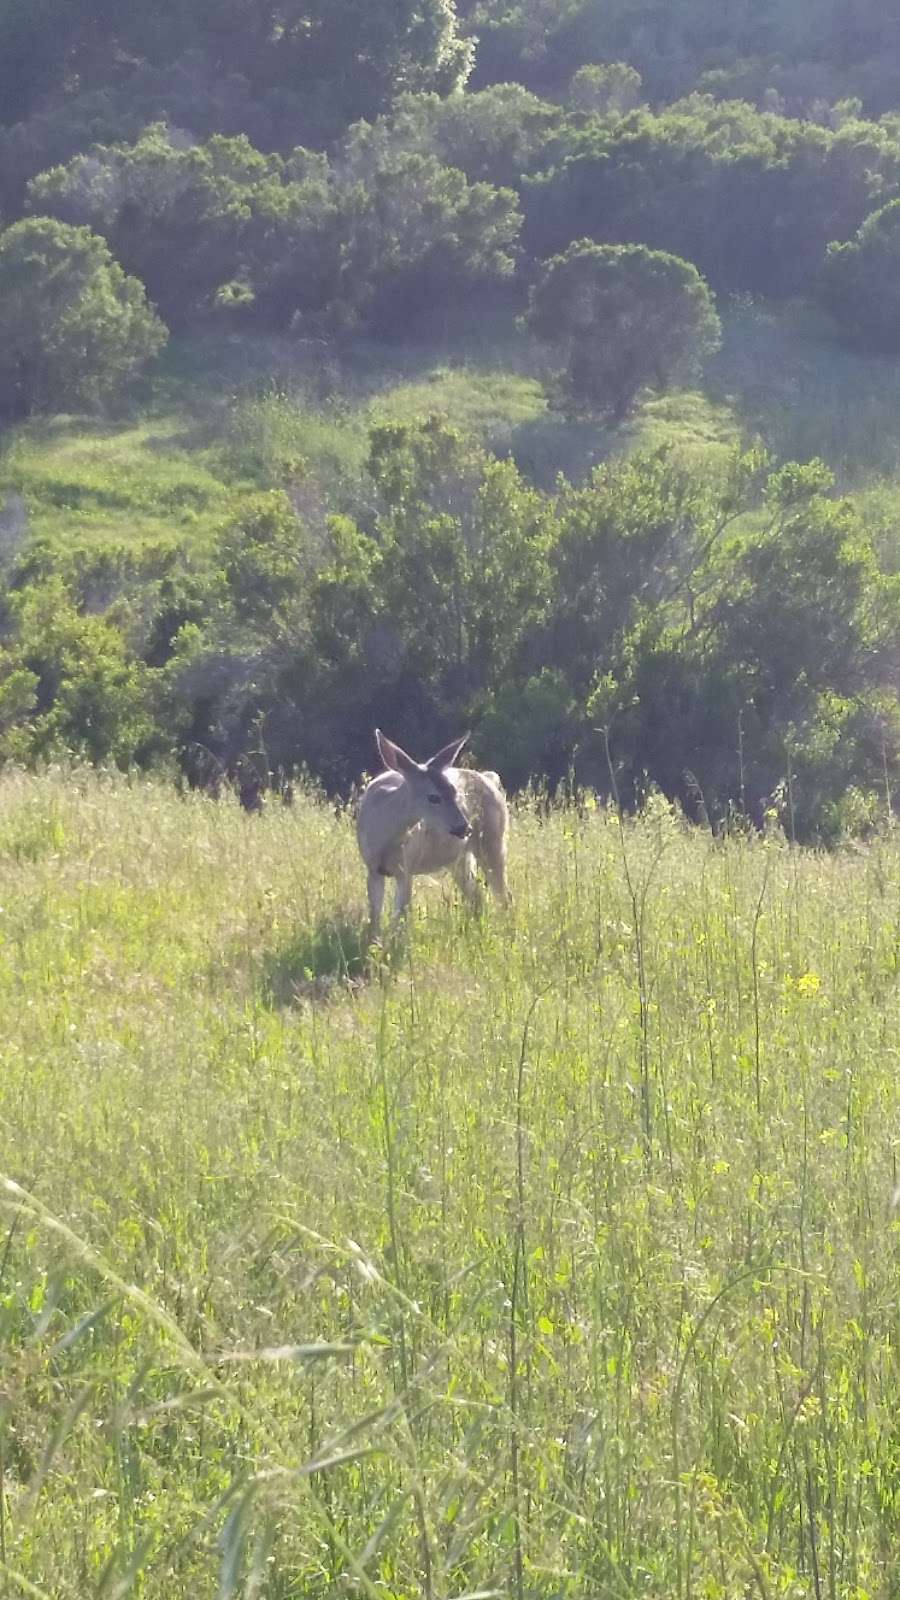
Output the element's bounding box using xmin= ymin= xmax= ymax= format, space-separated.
xmin=427 ymin=794 xmax=442 ymax=804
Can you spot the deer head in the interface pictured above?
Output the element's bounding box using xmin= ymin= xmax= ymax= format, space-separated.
xmin=375 ymin=729 xmax=471 ymax=839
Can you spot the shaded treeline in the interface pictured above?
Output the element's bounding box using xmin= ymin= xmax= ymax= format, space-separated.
xmin=2 ymin=0 xmax=900 ymax=832
xmin=1 ymin=421 xmax=897 ymax=840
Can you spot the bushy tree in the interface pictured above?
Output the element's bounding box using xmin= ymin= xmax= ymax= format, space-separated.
xmin=0 ymin=51 xmax=326 ymax=216
xmin=0 ymin=216 xmax=167 ymax=416
xmin=578 ymin=458 xmax=900 ymax=832
xmin=341 ymin=84 xmax=563 ymax=190
xmin=159 ymin=417 xmax=552 ymax=788
xmin=273 ymin=0 xmax=474 ymax=132
xmin=818 ymin=200 xmax=900 ymax=350
xmin=544 ymin=447 xmax=752 ymax=695
xmin=527 ymin=240 xmax=721 ymax=419
xmin=0 ymin=0 xmax=473 ymax=145
xmin=0 ymin=577 xmax=161 ymax=766
xmin=464 ymin=0 xmax=592 ymax=93
xmin=31 ymin=124 xmax=520 ymax=336
xmin=334 ymin=150 xmax=521 ymax=330
xmin=475 ymin=667 xmax=576 ymax=789
xmin=568 ymin=62 xmax=642 ymax=116
xmin=467 ymin=0 xmax=900 ymax=110
xmin=304 ymin=416 xmax=550 ymax=741
xmin=525 ymin=97 xmax=900 ymax=300
xmin=367 ymin=416 xmax=550 ymax=693
xmin=215 ymin=493 xmax=308 ymax=628
xmin=29 ymin=124 xmax=337 ymax=329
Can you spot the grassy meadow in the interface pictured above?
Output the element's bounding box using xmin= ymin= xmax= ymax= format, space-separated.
xmin=0 ymin=769 xmax=898 ymax=1597
xmin=6 ymin=298 xmax=900 ymax=567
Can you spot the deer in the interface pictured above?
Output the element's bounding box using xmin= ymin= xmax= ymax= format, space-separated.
xmin=357 ymin=729 xmax=510 ymax=931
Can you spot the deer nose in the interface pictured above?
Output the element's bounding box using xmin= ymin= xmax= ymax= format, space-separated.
xmin=451 ymin=823 xmax=470 ymax=839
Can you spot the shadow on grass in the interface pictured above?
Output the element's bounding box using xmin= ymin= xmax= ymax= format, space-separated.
xmin=260 ymin=912 xmax=381 ymax=1006
xmin=510 ymin=412 xmax=611 ymax=488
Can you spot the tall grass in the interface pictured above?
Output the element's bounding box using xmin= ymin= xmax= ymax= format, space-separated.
xmin=0 ymin=769 xmax=898 ymax=1597
xmin=219 ymin=387 xmax=371 ymax=523
xmin=710 ymin=299 xmax=900 ymax=485
xmin=220 ymin=367 xmax=548 ymax=495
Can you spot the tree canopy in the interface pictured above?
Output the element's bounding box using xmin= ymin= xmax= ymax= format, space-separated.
xmin=1 ymin=0 xmax=900 ymax=839
xmin=818 ymin=199 xmax=900 ymax=349
xmin=0 ymin=0 xmax=473 ymax=137
xmin=30 ymin=124 xmax=521 ymax=335
xmin=0 ymin=216 xmax=167 ymax=415
xmin=527 ymin=240 xmax=721 ymax=418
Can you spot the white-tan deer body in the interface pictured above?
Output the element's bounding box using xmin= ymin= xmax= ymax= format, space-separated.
xmin=357 ymin=730 xmax=509 ymax=929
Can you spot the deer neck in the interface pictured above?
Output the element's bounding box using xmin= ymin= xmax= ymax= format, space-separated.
xmin=393 ymin=779 xmax=422 ymax=838
xmin=371 ymin=780 xmax=420 ymax=873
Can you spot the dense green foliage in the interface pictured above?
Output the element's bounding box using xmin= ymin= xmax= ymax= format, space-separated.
xmin=0 ymin=0 xmax=473 ymax=144
xmin=526 ymin=240 xmax=721 ymax=418
xmin=525 ymin=96 xmax=900 ymax=299
xmin=567 ymin=60 xmax=643 ymax=115
xmin=466 ymin=0 xmax=900 ymax=108
xmin=29 ymin=123 xmax=521 ymax=335
xmin=0 ymin=218 xmax=167 ymax=416
xmin=818 ymin=198 xmax=900 ymax=349
xmin=342 ymin=84 xmax=565 ymax=189
xmin=1 ymin=414 xmax=897 ymax=839
xmin=2 ymin=0 xmax=900 ymax=835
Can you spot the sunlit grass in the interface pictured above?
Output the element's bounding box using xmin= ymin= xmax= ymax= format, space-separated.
xmin=9 ymin=304 xmax=900 ymax=562
xmin=0 ymin=414 xmax=258 ymax=550
xmin=368 ymin=366 xmax=547 ymax=441
xmin=0 ymin=768 xmax=898 ymax=1596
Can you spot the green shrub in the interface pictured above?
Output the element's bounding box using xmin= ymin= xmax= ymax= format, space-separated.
xmin=527 ymin=240 xmax=721 ymax=419
xmin=0 ymin=216 xmax=167 ymax=417
xmin=819 ymin=199 xmax=900 ymax=350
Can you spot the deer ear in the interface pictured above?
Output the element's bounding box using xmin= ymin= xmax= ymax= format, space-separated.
xmin=428 ymin=732 xmax=469 ymax=772
xmin=375 ymin=729 xmax=420 ymax=776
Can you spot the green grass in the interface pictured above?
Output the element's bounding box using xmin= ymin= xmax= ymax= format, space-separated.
xmin=8 ymin=298 xmax=900 ymax=559
xmin=0 ymin=414 xmax=259 ymax=552
xmin=709 ymin=298 xmax=900 ymax=486
xmin=369 ymin=367 xmax=547 ymax=441
xmin=848 ymin=479 xmax=900 ymax=572
xmin=0 ymin=769 xmax=898 ymax=1596
xmin=215 ymin=359 xmax=552 ymax=518
xmin=220 ymin=387 xmax=370 ymax=509
xmin=0 ymin=336 xmax=555 ymax=556
xmin=0 ymin=379 xmax=738 ymax=559
xmin=220 ymin=361 xmax=738 ymax=505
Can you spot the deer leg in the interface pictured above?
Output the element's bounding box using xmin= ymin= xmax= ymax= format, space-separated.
xmin=479 ymin=845 xmax=511 ymax=906
xmin=452 ymin=850 xmax=480 ymax=907
xmin=394 ymin=870 xmax=413 ymax=918
xmin=367 ymin=869 xmax=386 ymax=932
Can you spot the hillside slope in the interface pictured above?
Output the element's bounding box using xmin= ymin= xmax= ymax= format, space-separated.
xmin=5 ymin=301 xmax=900 ymax=559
